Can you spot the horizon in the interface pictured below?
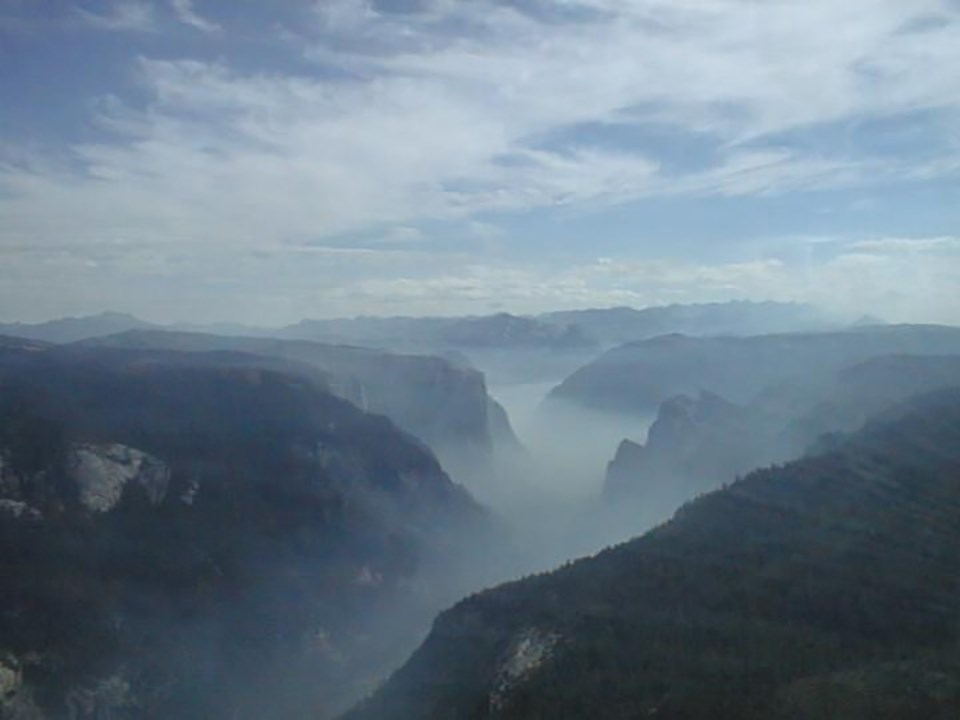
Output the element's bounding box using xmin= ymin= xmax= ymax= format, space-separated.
xmin=0 ymin=298 xmax=906 ymax=330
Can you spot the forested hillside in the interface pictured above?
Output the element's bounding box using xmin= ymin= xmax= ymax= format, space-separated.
xmin=0 ymin=341 xmax=486 ymax=719
xmin=346 ymin=390 xmax=960 ymax=720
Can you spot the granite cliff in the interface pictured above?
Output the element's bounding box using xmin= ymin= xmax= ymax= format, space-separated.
xmin=0 ymin=340 xmax=487 ymax=719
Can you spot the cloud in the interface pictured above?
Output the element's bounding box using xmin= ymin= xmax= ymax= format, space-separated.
xmin=292 ymin=236 xmax=960 ymax=325
xmin=170 ymin=0 xmax=220 ymax=32
xmin=2 ymin=1 xmax=960 ymax=321
xmin=20 ymin=2 xmax=956 ymax=238
xmin=850 ymin=236 xmax=960 ymax=253
xmin=75 ymin=1 xmax=157 ymax=32
xmin=1 ymin=226 xmax=957 ymax=325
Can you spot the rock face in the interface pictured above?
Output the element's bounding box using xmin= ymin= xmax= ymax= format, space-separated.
xmin=0 ymin=653 xmax=43 ymax=720
xmin=603 ymin=354 xmax=960 ymax=516
xmin=80 ymin=330 xmax=519 ymax=487
xmin=488 ymin=628 xmax=561 ymax=713
xmin=67 ymin=444 xmax=170 ymax=512
xmin=0 ymin=342 xmax=487 ymax=719
xmin=550 ymin=324 xmax=960 ymax=416
xmin=344 ymin=389 xmax=960 ymax=720
xmin=604 ymin=391 xmax=774 ymax=510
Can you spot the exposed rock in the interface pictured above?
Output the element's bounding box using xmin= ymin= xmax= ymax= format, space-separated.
xmin=65 ymin=674 xmax=134 ymax=720
xmin=178 ymin=477 xmax=198 ymax=506
xmin=0 ymin=654 xmax=43 ymax=720
xmin=489 ymin=628 xmax=561 ymax=713
xmin=0 ymin=500 xmax=40 ymax=522
xmin=355 ymin=566 xmax=383 ymax=588
xmin=66 ymin=444 xmax=170 ymax=513
xmin=604 ymin=391 xmax=761 ymax=509
xmin=604 ymin=354 xmax=960 ymax=519
xmin=0 ymin=343 xmax=489 ymax=719
xmin=0 ymin=657 xmax=19 ymax=700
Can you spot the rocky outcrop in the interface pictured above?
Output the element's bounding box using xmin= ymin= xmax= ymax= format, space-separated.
xmin=489 ymin=628 xmax=561 ymax=713
xmin=604 ymin=391 xmax=767 ymax=510
xmin=64 ymin=675 xmax=134 ymax=720
xmin=67 ymin=444 xmax=170 ymax=513
xmin=0 ymin=500 xmax=40 ymax=521
xmin=0 ymin=653 xmax=43 ymax=720
xmin=603 ymin=354 xmax=960 ymax=519
xmin=0 ymin=343 xmax=488 ymax=719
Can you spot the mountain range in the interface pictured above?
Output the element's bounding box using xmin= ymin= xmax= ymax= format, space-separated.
xmin=1 ymin=306 xmax=957 ymax=720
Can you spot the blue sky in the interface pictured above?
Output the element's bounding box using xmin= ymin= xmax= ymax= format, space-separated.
xmin=1 ymin=0 xmax=958 ymax=324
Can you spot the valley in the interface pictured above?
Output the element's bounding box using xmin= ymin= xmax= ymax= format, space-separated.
xmin=1 ymin=304 xmax=958 ymax=719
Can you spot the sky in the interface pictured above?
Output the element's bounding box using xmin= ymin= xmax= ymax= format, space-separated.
xmin=1 ymin=0 xmax=958 ymax=325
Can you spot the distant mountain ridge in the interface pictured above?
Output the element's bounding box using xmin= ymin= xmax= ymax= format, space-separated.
xmin=0 ymin=312 xmax=154 ymax=343
xmin=1 ymin=301 xmax=843 ymax=352
xmin=344 ymin=389 xmax=960 ymax=719
xmin=539 ymin=300 xmax=836 ymax=346
xmin=282 ymin=301 xmax=840 ymax=351
xmin=550 ymin=323 xmax=960 ymax=415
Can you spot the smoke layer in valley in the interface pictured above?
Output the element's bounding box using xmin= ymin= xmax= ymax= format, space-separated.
xmin=4 ymin=312 xmax=960 ymax=720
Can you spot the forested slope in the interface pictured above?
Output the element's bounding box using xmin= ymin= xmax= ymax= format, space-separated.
xmin=346 ymin=390 xmax=960 ymax=720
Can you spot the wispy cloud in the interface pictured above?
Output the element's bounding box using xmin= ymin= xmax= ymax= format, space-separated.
xmin=850 ymin=236 xmax=960 ymax=253
xmin=75 ymin=1 xmax=157 ymax=32
xmin=14 ymin=1 xmax=958 ymax=241
xmin=326 ymin=236 xmax=960 ymax=324
xmin=170 ymin=0 xmax=220 ymax=33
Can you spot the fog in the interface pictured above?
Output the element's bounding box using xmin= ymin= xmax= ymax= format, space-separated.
xmin=493 ymin=381 xmax=653 ymax=499
xmin=423 ymin=375 xmax=666 ymax=600
xmin=5 ymin=325 xmax=960 ymax=719
xmin=4 ymin=1 xmax=958 ymax=715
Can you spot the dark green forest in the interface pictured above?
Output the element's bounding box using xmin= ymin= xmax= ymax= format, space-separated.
xmin=347 ymin=390 xmax=960 ymax=720
xmin=0 ymin=342 xmax=484 ymax=719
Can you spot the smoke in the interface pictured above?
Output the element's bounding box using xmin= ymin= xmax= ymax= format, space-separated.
xmin=438 ymin=380 xmax=663 ymax=585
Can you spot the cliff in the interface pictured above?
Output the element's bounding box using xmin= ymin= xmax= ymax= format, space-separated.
xmin=0 ymin=341 xmax=486 ymax=719
xmin=604 ymin=354 xmax=960 ymax=514
xmin=79 ymin=330 xmax=521 ymax=486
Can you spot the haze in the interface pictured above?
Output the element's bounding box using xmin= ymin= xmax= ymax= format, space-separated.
xmin=2 ymin=3 xmax=959 ymax=719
